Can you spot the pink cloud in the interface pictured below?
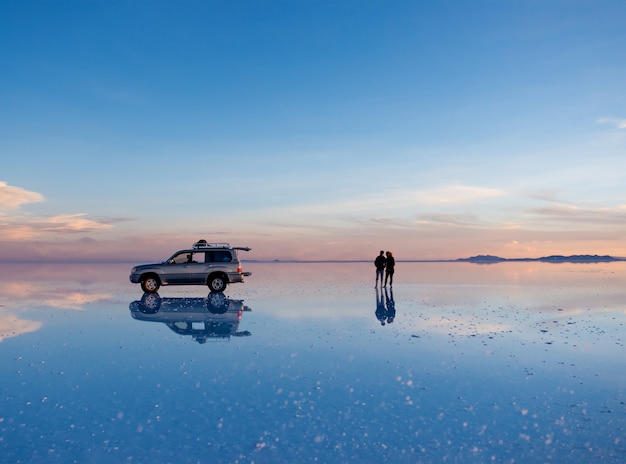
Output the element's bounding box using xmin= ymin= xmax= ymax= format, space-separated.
xmin=0 ymin=181 xmax=44 ymax=209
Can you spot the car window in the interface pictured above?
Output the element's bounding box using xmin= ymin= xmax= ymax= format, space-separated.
xmin=170 ymin=252 xmax=202 ymax=264
xmin=208 ymin=251 xmax=232 ymax=262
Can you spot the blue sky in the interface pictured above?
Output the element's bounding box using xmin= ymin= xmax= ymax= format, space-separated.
xmin=2 ymin=0 xmax=626 ymax=261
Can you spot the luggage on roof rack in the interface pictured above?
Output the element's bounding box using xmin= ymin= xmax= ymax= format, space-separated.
xmin=193 ymin=240 xmax=231 ymax=249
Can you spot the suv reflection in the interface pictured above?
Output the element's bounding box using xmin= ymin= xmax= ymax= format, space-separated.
xmin=129 ymin=293 xmax=252 ymax=343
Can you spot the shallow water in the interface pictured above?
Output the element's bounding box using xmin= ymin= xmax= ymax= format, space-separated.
xmin=1 ymin=261 xmax=625 ymax=463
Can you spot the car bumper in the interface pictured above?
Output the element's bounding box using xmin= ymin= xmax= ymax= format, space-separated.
xmin=228 ymin=272 xmax=250 ymax=283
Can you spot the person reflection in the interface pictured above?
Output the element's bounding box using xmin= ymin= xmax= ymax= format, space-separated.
xmin=385 ymin=287 xmax=395 ymax=324
xmin=375 ymin=287 xmax=387 ymax=325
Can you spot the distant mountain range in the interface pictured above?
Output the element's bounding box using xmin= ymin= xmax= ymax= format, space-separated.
xmin=456 ymin=254 xmax=624 ymax=263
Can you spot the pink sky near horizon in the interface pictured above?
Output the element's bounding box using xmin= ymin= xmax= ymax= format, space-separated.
xmin=1 ymin=218 xmax=625 ymax=264
xmin=2 ymin=181 xmax=626 ymax=262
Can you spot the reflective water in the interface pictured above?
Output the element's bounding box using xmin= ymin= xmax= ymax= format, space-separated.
xmin=1 ymin=262 xmax=625 ymax=463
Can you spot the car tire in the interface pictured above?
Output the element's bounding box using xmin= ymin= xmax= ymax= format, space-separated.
xmin=141 ymin=276 xmax=160 ymax=293
xmin=140 ymin=293 xmax=161 ymax=313
xmin=207 ymin=292 xmax=228 ymax=313
xmin=208 ymin=274 xmax=227 ymax=293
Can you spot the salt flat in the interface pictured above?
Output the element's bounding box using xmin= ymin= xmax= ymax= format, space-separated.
xmin=1 ymin=262 xmax=625 ymax=463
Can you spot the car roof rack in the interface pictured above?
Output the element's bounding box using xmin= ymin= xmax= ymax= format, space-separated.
xmin=193 ymin=240 xmax=231 ymax=249
xmin=192 ymin=240 xmax=250 ymax=252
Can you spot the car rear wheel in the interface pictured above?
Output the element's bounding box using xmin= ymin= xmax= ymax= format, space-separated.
xmin=208 ymin=274 xmax=227 ymax=293
xmin=141 ymin=277 xmax=160 ymax=293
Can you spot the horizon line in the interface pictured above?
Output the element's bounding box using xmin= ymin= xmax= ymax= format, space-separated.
xmin=0 ymin=253 xmax=624 ymax=265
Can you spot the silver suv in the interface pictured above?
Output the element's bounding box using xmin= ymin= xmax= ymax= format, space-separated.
xmin=129 ymin=240 xmax=251 ymax=293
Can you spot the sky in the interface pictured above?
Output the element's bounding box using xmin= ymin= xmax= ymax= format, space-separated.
xmin=1 ymin=0 xmax=626 ymax=262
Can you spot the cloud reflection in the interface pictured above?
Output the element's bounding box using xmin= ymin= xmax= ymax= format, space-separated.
xmin=0 ymin=282 xmax=112 ymax=311
xmin=0 ymin=312 xmax=41 ymax=343
xmin=0 ymin=263 xmax=119 ymax=340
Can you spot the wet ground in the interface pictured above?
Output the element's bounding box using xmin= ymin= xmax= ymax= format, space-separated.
xmin=1 ymin=261 xmax=625 ymax=463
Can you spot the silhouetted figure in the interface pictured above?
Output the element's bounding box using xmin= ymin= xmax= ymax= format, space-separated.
xmin=374 ymin=250 xmax=386 ymax=288
xmin=385 ymin=287 xmax=396 ymax=324
xmin=375 ymin=288 xmax=387 ymax=325
xmin=384 ymin=251 xmax=395 ymax=287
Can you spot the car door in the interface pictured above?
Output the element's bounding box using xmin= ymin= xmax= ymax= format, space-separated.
xmin=180 ymin=251 xmax=208 ymax=284
xmin=187 ymin=251 xmax=209 ymax=284
xmin=166 ymin=252 xmax=203 ymax=284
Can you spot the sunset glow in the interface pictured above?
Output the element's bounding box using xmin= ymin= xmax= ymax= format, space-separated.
xmin=2 ymin=2 xmax=625 ymax=262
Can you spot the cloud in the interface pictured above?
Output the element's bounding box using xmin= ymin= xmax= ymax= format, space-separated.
xmin=0 ymin=181 xmax=116 ymax=240
xmin=415 ymin=213 xmax=496 ymax=228
xmin=597 ymin=118 xmax=626 ymax=129
xmin=527 ymin=189 xmax=562 ymax=203
xmin=0 ymin=221 xmax=41 ymax=240
xmin=410 ymin=185 xmax=504 ymax=205
xmin=0 ymin=181 xmax=117 ymax=241
xmin=529 ymin=204 xmax=626 ymax=226
xmin=0 ymin=181 xmax=44 ymax=209
xmin=0 ymin=213 xmax=114 ymax=240
xmin=594 ymin=118 xmax=626 ymax=145
xmin=41 ymin=213 xmax=115 ymax=233
xmin=255 ymin=185 xmax=504 ymax=218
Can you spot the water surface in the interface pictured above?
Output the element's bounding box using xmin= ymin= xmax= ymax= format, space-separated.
xmin=1 ymin=262 xmax=625 ymax=463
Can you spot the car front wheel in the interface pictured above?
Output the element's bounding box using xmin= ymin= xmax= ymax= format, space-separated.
xmin=208 ymin=274 xmax=227 ymax=293
xmin=141 ymin=277 xmax=160 ymax=293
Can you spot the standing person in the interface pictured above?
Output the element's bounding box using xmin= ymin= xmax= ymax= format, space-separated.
xmin=384 ymin=251 xmax=395 ymax=288
xmin=374 ymin=250 xmax=386 ymax=288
